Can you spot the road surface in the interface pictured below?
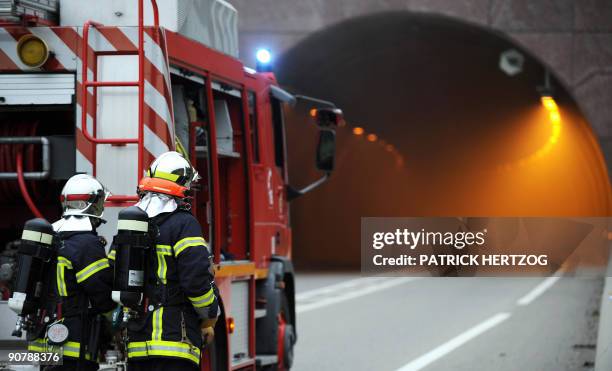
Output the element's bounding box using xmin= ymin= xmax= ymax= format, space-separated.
xmin=292 ymin=272 xmax=602 ymax=371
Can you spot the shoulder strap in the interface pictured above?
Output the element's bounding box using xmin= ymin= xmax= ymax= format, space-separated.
xmin=146 ymin=211 xmax=189 ymax=307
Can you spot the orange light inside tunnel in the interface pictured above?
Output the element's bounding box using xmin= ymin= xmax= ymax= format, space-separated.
xmin=352 ymin=127 xmax=364 ymax=135
xmin=309 ymin=108 xmax=317 ymax=117
xmin=497 ymin=95 xmax=564 ymax=172
xmin=541 ymin=96 xmax=558 ymax=112
xmin=539 ymin=95 xmax=562 ymax=144
xmin=385 ymin=144 xmax=394 ymax=152
xmin=367 ymin=134 xmax=377 ymax=142
xmin=550 ymin=111 xmax=561 ymax=124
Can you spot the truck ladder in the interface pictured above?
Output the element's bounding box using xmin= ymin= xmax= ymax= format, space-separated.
xmin=79 ymin=0 xmax=159 ymax=203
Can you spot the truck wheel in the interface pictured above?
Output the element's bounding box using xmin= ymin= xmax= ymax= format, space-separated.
xmin=277 ymin=293 xmax=295 ymax=370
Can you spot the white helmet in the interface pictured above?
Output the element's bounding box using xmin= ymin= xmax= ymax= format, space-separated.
xmin=60 ymin=174 xmax=108 ymax=219
xmin=138 ymin=151 xmax=200 ymax=198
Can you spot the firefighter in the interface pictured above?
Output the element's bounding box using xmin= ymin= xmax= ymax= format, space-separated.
xmin=27 ymin=174 xmax=115 ymax=371
xmin=112 ymin=151 xmax=219 ymax=371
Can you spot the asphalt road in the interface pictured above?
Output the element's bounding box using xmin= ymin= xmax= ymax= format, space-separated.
xmin=292 ymin=272 xmax=603 ymax=371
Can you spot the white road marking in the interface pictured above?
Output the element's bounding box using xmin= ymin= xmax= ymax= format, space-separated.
xmin=395 ymin=312 xmax=511 ymax=371
xmin=516 ymin=275 xmax=562 ymax=306
xmin=296 ymin=277 xmax=375 ymax=301
xmin=296 ymin=277 xmax=419 ymax=314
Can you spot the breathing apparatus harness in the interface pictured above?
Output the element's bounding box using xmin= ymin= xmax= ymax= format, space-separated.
xmin=8 ymin=218 xmax=60 ymax=340
xmin=111 ymin=202 xmax=195 ymax=347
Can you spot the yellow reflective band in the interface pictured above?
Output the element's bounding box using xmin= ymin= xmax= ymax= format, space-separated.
xmin=127 ymin=341 xmax=148 ymax=358
xmin=156 ymin=245 xmax=172 ymax=254
xmin=57 ymin=256 xmax=72 ymax=269
xmin=153 ymin=170 xmax=179 ymax=182
xmin=152 ymin=307 xmax=164 ymax=341
xmin=188 ymin=287 xmax=215 ymax=308
xmin=28 ymin=338 xmax=47 ymax=352
xmin=127 ymin=340 xmax=200 ymax=365
xmin=76 ymin=258 xmax=109 ymax=283
xmin=28 ymin=345 xmax=46 ymax=352
xmin=173 ymin=237 xmax=207 ymax=257
xmin=107 ymin=249 xmax=116 ymax=261
xmin=147 ymin=340 xmax=200 ymax=364
xmin=156 ymin=245 xmax=172 ymax=284
xmin=62 ymin=341 xmax=91 ymax=359
xmin=56 ymin=260 xmax=70 ymax=297
xmin=29 ymin=339 xmax=76 ymax=359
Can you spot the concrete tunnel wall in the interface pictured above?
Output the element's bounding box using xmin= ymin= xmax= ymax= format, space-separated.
xmin=233 ymin=6 xmax=612 ymax=269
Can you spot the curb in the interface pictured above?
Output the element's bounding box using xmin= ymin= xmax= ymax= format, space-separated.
xmin=595 ymin=245 xmax=612 ymax=371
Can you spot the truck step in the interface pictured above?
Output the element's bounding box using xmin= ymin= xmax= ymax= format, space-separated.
xmin=255 ymin=355 xmax=278 ymax=367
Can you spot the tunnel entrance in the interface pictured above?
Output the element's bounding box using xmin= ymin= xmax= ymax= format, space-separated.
xmin=277 ymin=12 xmax=611 ymax=269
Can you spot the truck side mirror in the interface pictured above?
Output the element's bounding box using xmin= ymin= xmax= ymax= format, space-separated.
xmin=286 ymin=104 xmax=342 ymax=201
xmin=316 ymin=130 xmax=336 ymax=173
xmin=311 ymin=108 xmax=343 ymax=128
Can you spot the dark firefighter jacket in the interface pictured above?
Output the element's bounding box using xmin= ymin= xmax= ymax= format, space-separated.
xmin=28 ymin=231 xmax=115 ymax=360
xmin=108 ymin=210 xmax=218 ymax=366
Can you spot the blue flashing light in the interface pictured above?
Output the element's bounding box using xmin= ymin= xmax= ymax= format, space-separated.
xmin=256 ymin=48 xmax=272 ymax=64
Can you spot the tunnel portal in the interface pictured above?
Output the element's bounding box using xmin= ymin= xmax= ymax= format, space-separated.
xmin=276 ymin=12 xmax=611 ymax=269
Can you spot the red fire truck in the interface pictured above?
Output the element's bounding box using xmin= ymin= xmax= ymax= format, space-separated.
xmin=0 ymin=1 xmax=341 ymax=370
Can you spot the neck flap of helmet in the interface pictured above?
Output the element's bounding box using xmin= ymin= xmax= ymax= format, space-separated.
xmin=136 ymin=192 xmax=178 ymax=218
xmin=52 ymin=216 xmax=94 ymax=233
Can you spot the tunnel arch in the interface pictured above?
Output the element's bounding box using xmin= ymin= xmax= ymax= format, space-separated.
xmin=275 ymin=11 xmax=611 ymax=268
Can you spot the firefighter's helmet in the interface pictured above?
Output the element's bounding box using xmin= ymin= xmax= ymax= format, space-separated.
xmin=138 ymin=151 xmax=200 ymax=199
xmin=60 ymin=174 xmax=107 ymax=219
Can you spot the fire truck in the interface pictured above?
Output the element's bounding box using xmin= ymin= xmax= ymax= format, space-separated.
xmin=0 ymin=1 xmax=341 ymax=370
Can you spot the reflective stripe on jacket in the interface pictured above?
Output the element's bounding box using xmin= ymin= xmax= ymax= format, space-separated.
xmin=28 ymin=338 xmax=92 ymax=360
xmin=110 ymin=210 xmax=217 ymax=366
xmin=32 ymin=231 xmax=115 ymax=360
xmin=127 ymin=340 xmax=200 ymax=364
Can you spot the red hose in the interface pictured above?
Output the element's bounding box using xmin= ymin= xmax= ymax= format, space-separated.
xmin=0 ymin=121 xmax=39 ymax=200
xmin=16 ymin=151 xmax=43 ymax=218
